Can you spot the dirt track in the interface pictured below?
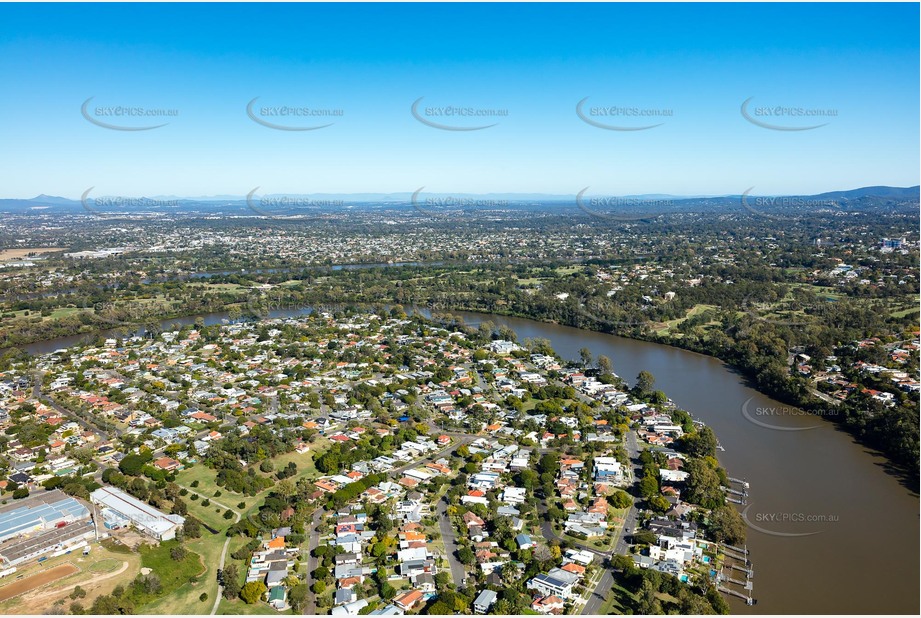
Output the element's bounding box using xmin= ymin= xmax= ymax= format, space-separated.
xmin=0 ymin=563 xmax=79 ymax=602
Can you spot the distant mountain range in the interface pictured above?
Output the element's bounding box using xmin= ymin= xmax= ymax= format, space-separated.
xmin=0 ymin=186 xmax=917 ymax=214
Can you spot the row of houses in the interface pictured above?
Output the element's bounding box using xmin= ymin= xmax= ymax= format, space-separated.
xmin=246 ymin=532 xmax=299 ymax=610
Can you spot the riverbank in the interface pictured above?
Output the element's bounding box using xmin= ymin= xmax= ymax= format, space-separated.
xmin=426 ymin=303 xmax=920 ymax=491
xmin=5 ymin=294 xmax=916 ymax=490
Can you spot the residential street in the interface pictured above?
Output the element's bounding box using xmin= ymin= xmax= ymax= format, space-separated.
xmin=581 ymin=566 xmax=614 ymax=615
xmin=581 ymin=429 xmax=641 ymax=615
xmin=304 ymin=507 xmax=325 ymax=615
xmin=436 ymin=495 xmax=467 ymax=588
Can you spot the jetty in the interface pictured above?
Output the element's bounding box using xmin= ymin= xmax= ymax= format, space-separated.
xmin=727 ymin=561 xmax=754 ymax=577
xmin=717 ymin=554 xmax=756 ymax=606
xmin=718 ymin=586 xmax=755 ymax=605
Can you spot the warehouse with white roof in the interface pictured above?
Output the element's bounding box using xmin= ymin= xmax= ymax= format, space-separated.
xmin=90 ymin=486 xmax=185 ymax=541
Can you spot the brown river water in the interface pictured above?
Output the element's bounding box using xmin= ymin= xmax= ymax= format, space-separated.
xmin=447 ymin=311 xmax=919 ymax=615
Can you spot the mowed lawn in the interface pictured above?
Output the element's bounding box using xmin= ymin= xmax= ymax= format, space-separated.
xmin=597 ymin=578 xmax=636 ymax=614
xmin=141 ymin=535 xmax=226 ymax=615
xmin=270 ymin=437 xmax=327 ymax=486
xmin=175 ymin=466 xmax=261 ymax=514
xmin=653 ymin=304 xmax=718 ymax=334
xmin=183 ymin=493 xmax=238 ymax=533
xmin=176 ymin=434 xmax=330 ymax=519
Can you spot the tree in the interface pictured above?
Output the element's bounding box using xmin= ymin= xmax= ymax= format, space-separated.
xmin=648 ymin=495 xmax=671 ymax=513
xmin=709 ymin=505 xmax=746 ymax=545
xmin=239 ymin=581 xmax=267 ymax=604
xmin=118 ymin=453 xmax=148 ymax=476
xmin=222 ymin=564 xmax=241 ymax=600
xmin=170 ymin=545 xmax=188 ymax=561
xmin=456 ymin=547 xmax=475 ymax=565
xmin=635 ymin=370 xmax=656 ymax=396
xmin=638 ymin=471 xmax=659 ymax=500
xmin=434 ymin=572 xmax=451 ymax=588
xmin=69 ymin=586 xmax=87 ymax=600
xmin=500 ymin=561 xmax=519 ymax=584
xmin=537 ymin=452 xmax=560 ymax=476
xmin=311 ymin=581 xmax=326 ymax=594
xmin=138 ymin=573 xmax=161 ymax=594
xmin=684 ymin=458 xmax=723 ymax=509
xmin=199 ymin=593 xmax=208 ymax=602
xmin=579 ymin=347 xmax=593 ymax=367
xmin=610 ymin=490 xmax=632 ymax=509
xmin=314 ymin=566 xmax=330 ymax=580
xmin=312 ymin=545 xmax=328 ymax=558
xmin=426 ymin=600 xmax=453 ymax=615
xmin=276 ymin=479 xmax=295 ymax=498
xmin=12 ymin=487 xmax=29 ymax=499
xmin=182 ymin=516 xmax=202 ymax=539
xmin=635 ymin=578 xmax=662 ymax=614
xmin=380 ymin=583 xmax=395 ymax=600
xmin=62 ymin=482 xmax=90 ymax=500
xmin=597 ymin=355 xmax=613 ymax=374
xmin=611 ymin=554 xmax=634 ymax=571
xmin=288 ymin=584 xmax=309 ymax=612
xmin=681 ymin=426 xmax=718 ymax=459
xmin=172 ymin=497 xmax=188 ymax=516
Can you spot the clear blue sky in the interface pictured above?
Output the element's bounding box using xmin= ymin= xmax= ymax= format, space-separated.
xmin=0 ymin=2 xmax=918 ymax=198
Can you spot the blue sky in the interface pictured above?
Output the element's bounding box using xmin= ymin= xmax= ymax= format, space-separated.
xmin=0 ymin=2 xmax=918 ymax=198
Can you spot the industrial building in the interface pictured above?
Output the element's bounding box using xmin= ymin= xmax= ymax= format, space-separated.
xmin=0 ymin=490 xmax=94 ymax=567
xmin=0 ymin=490 xmax=89 ymax=544
xmin=90 ymin=486 xmax=185 ymax=541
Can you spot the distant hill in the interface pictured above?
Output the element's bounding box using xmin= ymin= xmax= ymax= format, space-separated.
xmin=0 ymin=185 xmax=917 ymax=215
xmin=810 ymin=186 xmax=920 ymax=200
